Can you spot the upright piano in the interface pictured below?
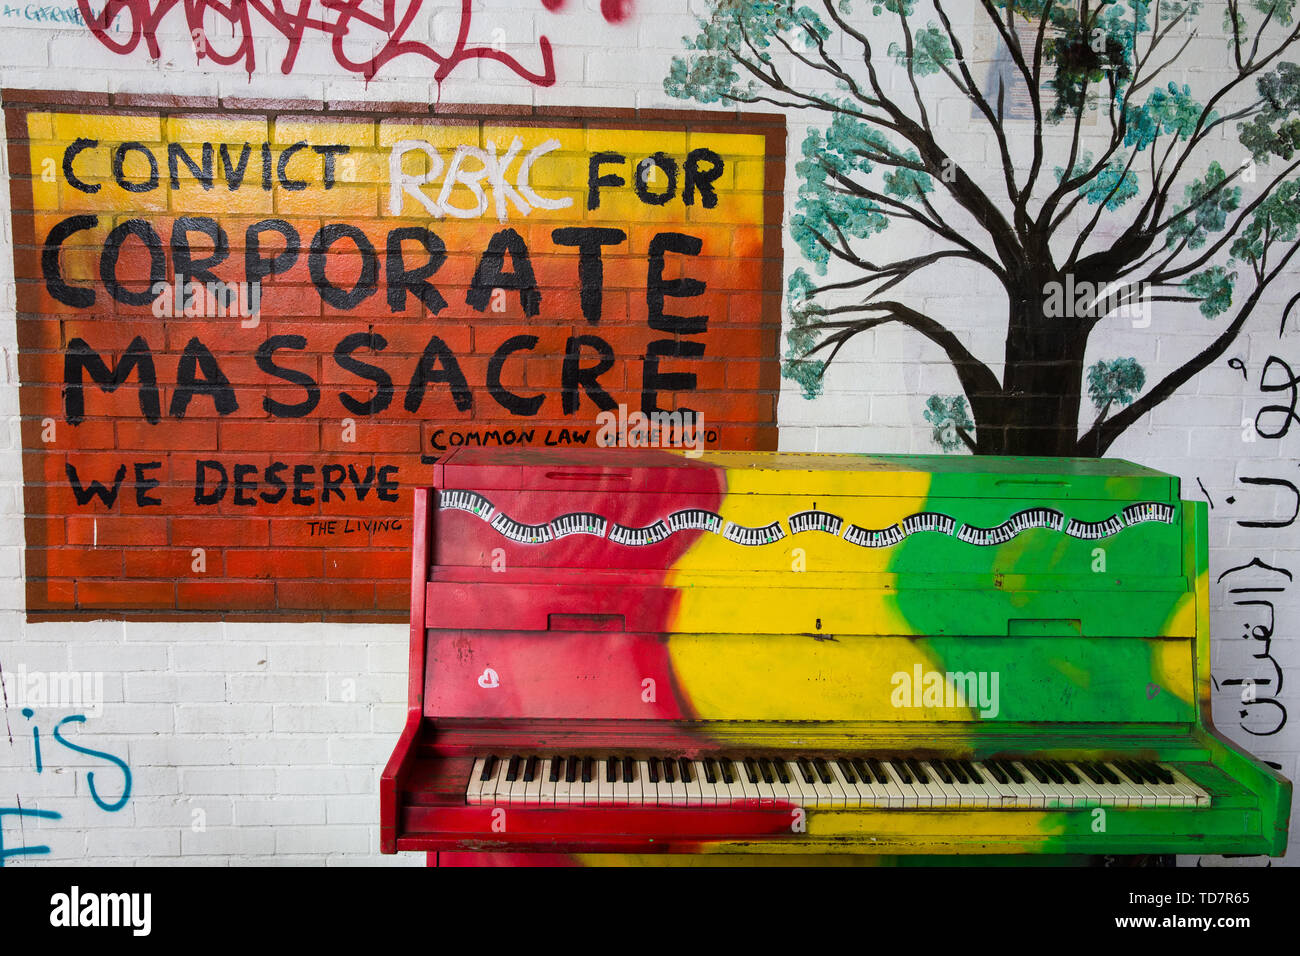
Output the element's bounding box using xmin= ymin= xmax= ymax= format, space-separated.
xmin=380 ymin=449 xmax=1291 ymax=862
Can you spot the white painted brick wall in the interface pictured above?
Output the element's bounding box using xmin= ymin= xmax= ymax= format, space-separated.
xmin=0 ymin=3 xmax=1296 ymax=867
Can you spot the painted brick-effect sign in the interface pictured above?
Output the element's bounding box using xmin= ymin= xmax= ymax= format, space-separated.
xmin=5 ymin=93 xmax=784 ymax=620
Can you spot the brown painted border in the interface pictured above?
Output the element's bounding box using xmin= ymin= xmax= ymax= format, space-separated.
xmin=3 ymin=89 xmax=787 ymax=622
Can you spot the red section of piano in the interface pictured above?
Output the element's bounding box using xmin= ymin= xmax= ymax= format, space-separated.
xmin=424 ymin=630 xmax=691 ymax=720
xmin=381 ymin=451 xmax=743 ymax=853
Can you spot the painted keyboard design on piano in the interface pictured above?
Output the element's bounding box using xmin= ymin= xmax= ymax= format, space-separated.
xmin=466 ymin=754 xmax=1211 ymax=809
xmin=441 ymin=494 xmax=1176 ymax=548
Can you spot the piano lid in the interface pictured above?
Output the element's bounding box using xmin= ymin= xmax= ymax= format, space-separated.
xmin=435 ymin=448 xmax=1178 ymax=501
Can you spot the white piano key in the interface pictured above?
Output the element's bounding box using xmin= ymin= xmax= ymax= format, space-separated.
xmin=488 ymin=756 xmax=513 ymax=805
xmin=921 ymin=761 xmax=964 ymax=808
xmin=622 ymin=759 xmax=640 ymax=806
xmin=466 ymin=757 xmax=489 ymax=805
xmin=828 ymin=760 xmax=863 ymax=808
xmin=815 ymin=760 xmax=850 ymax=807
xmin=667 ymin=762 xmax=689 ymax=807
xmin=553 ymin=758 xmax=577 ymax=806
xmin=954 ymin=762 xmax=996 ymax=808
xmin=736 ymin=759 xmax=763 ymax=805
xmin=884 ymin=761 xmax=921 ymax=808
xmin=1167 ymin=766 xmax=1211 ymax=807
xmin=983 ymin=762 xmax=1035 ymax=808
xmin=720 ymin=758 xmax=749 ymax=805
xmin=805 ymin=759 xmax=843 ymax=807
xmin=508 ymin=758 xmax=530 ymax=804
xmin=521 ymin=758 xmax=542 ymax=805
xmin=693 ymin=759 xmax=718 ymax=806
xmin=530 ymin=759 xmax=551 ymax=806
xmin=771 ymin=759 xmax=807 ymax=807
xmin=753 ymin=760 xmax=779 ymax=806
xmin=1143 ymin=764 xmax=1193 ymax=807
xmin=1059 ymin=763 xmax=1105 ymax=807
xmin=595 ymin=759 xmax=612 ymax=806
xmin=1111 ymin=763 xmax=1163 ymax=807
xmin=866 ymin=760 xmax=909 ymax=808
xmin=1099 ymin=762 xmax=1150 ymax=807
xmin=580 ymin=759 xmax=600 ymax=806
xmin=681 ymin=761 xmax=704 ymax=807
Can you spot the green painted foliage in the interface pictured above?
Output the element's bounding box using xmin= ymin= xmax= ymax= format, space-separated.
xmin=1238 ymin=62 xmax=1300 ymax=162
xmin=924 ymin=394 xmax=974 ymax=451
xmin=1082 ymin=154 xmax=1139 ymax=209
xmin=791 ymin=120 xmax=893 ymax=273
xmin=1184 ymin=266 xmax=1237 ymax=318
xmin=1167 ymin=162 xmax=1241 ymax=250
xmin=888 ymin=24 xmax=954 ymax=77
xmin=1125 ymin=83 xmax=1206 ymax=150
xmin=1087 ymin=357 xmax=1146 ymax=410
xmin=1230 ymin=179 xmax=1300 ymax=263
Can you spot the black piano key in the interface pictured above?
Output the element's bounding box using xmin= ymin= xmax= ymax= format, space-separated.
xmin=797 ymin=757 xmax=816 ymax=784
xmin=549 ymin=756 xmax=562 ymax=782
xmin=813 ymin=758 xmax=833 ymax=785
xmin=647 ymin=758 xmax=660 ymax=784
xmin=1054 ymin=761 xmax=1079 ymax=785
xmin=623 ymin=757 xmax=636 ymax=783
xmin=962 ymin=760 xmax=983 ymax=784
xmin=894 ymin=760 xmax=913 ymax=785
xmin=744 ymin=758 xmax=759 ymax=784
xmin=582 ymin=757 xmax=594 ymax=784
xmin=678 ymin=757 xmax=693 ymax=783
xmin=719 ymin=758 xmax=734 ymax=785
xmin=481 ymin=755 xmax=497 ymax=781
xmin=758 ymin=758 xmax=776 ymax=785
xmin=606 ymin=758 xmax=617 ymax=783
xmin=703 ymin=758 xmax=717 ymax=784
xmin=505 ymin=755 xmax=521 ymax=782
xmin=565 ymin=756 xmax=577 ymax=783
xmin=1094 ymin=761 xmax=1120 ymax=785
xmin=868 ymin=757 xmax=889 ymax=784
xmin=1150 ymin=762 xmax=1176 ymax=785
xmin=772 ymin=759 xmax=791 ymax=785
xmin=985 ymin=761 xmax=1007 ymax=784
xmin=1117 ymin=760 xmax=1149 ymax=785
xmin=1004 ymin=760 xmax=1025 ymax=785
xmin=851 ymin=758 xmax=871 ymax=785
xmin=837 ymin=758 xmax=858 ymax=784
xmin=1078 ymin=761 xmax=1105 ymax=785
xmin=524 ymin=756 xmax=538 ymax=782
xmin=1134 ymin=761 xmax=1161 ymax=785
xmin=1024 ymin=760 xmax=1049 ymax=784
xmin=907 ymin=758 xmax=929 ymax=784
xmin=1038 ymin=760 xmax=1064 ymax=785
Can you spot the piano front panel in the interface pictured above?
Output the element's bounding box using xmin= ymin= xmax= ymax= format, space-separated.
xmin=432 ymin=487 xmax=1186 ymax=578
xmin=423 ymin=630 xmax=1196 ymax=724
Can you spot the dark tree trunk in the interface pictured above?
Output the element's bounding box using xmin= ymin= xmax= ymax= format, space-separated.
xmin=971 ymin=282 xmax=1088 ymax=457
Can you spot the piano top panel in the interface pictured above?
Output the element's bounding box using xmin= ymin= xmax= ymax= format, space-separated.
xmin=437 ymin=448 xmax=1179 ymax=501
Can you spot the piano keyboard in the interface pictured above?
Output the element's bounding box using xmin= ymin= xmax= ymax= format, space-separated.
xmin=465 ymin=755 xmax=1210 ymax=809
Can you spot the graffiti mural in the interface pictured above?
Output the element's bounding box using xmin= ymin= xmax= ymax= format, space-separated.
xmin=75 ymin=0 xmax=636 ymax=84
xmin=5 ymin=95 xmax=784 ymax=618
xmin=666 ymin=0 xmax=1300 ymax=457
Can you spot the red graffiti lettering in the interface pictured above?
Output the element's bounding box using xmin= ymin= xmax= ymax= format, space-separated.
xmin=72 ymin=0 xmax=630 ymax=83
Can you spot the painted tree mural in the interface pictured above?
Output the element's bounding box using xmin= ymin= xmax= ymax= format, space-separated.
xmin=666 ymin=0 xmax=1300 ymax=456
